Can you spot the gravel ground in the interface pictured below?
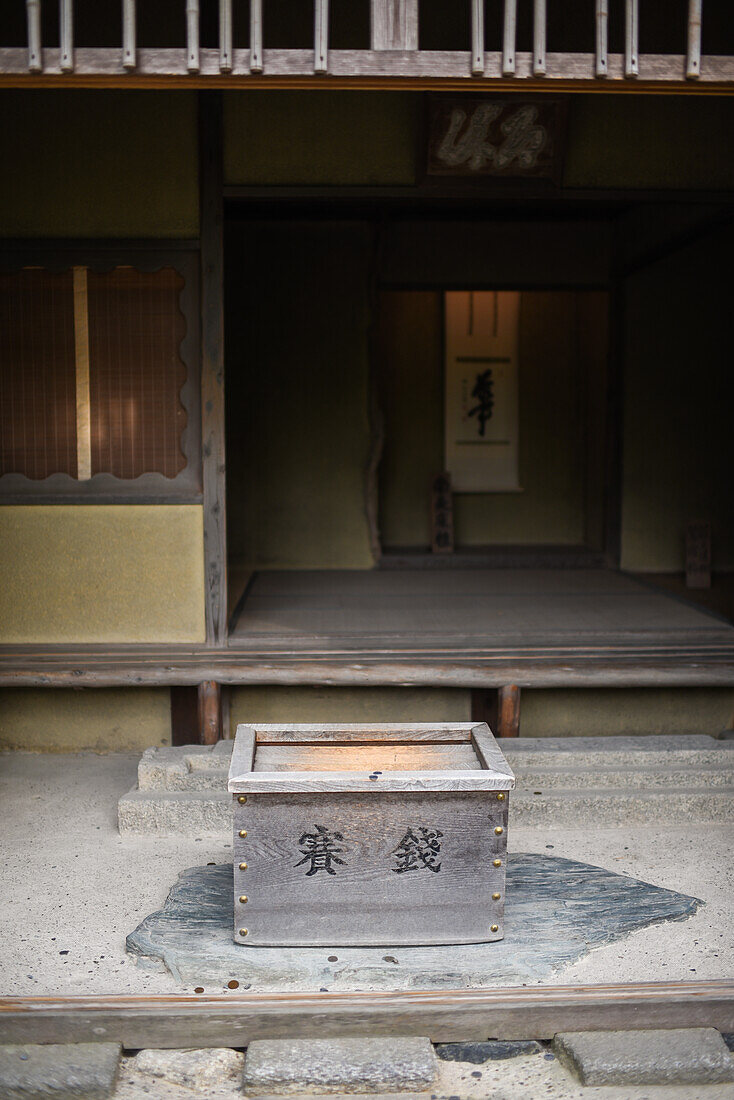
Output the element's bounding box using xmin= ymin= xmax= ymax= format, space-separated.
xmin=0 ymin=751 xmax=732 ymax=996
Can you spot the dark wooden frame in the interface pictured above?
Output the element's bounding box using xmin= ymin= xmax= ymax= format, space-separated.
xmin=0 ymin=242 xmax=202 ymax=503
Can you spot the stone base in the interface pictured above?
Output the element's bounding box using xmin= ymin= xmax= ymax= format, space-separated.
xmin=126 ymin=853 xmax=701 ymax=990
xmin=553 ymin=1028 xmax=734 ymax=1085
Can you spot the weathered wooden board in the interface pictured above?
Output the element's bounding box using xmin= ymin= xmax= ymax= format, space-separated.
xmin=233 ymin=792 xmax=508 ymax=946
xmin=253 ymin=743 xmax=483 ymax=773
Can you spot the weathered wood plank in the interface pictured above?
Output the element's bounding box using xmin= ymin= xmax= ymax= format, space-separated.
xmin=229 ymin=723 xmax=256 ymax=778
xmin=199 ymin=91 xmax=228 ymax=646
xmin=248 ymin=723 xmax=476 ymax=743
xmin=470 ymin=724 xmax=516 ymax=780
xmin=251 ymin=742 xmax=483 ymax=773
xmin=1 ymin=982 xmax=733 ymax=1047
xmin=232 ymin=791 xmax=507 ymax=945
xmin=371 ymin=0 xmax=419 ymax=51
xmin=1 ymin=47 xmax=733 ymax=87
xmin=228 ymin=772 xmax=514 ymax=793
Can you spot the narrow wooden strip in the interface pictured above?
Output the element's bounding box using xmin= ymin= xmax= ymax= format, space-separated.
xmin=26 ymin=0 xmax=41 ymax=73
xmin=72 ymin=267 xmax=92 ymax=481
xmin=228 ymin=769 xmax=516 ymax=792
xmin=471 ymin=0 xmax=484 ymax=76
xmin=198 ymin=680 xmax=222 ymax=744
xmin=122 ymin=0 xmax=136 ymax=70
xmin=502 ymin=0 xmax=517 ymax=76
xmin=470 ymin=723 xmax=516 ymax=780
xmin=60 ymin=0 xmax=73 ymax=72
xmin=314 ymin=0 xmax=329 ymax=74
xmin=624 ymin=0 xmax=638 ymax=77
xmin=186 ymin=0 xmax=200 ymax=73
xmin=219 ymin=0 xmax=232 ymax=72
xmin=596 ymin=0 xmax=609 ymax=78
xmin=250 ymin=0 xmax=263 ymax=72
xmin=497 ymin=684 xmax=521 ymax=738
xmin=1 ymin=981 xmax=733 ymax=1046
xmin=249 ymin=723 xmax=476 ymax=743
xmin=687 ymin=0 xmax=702 ymax=79
xmin=230 ymin=724 xmax=256 ymax=777
xmin=533 ymin=0 xmax=546 ymax=76
xmin=370 ymin=0 xmax=419 ymax=51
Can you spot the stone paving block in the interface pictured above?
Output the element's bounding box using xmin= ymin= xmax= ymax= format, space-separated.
xmin=117 ymin=788 xmax=230 ymax=834
xmin=243 ymin=1037 xmax=437 ymax=1095
xmin=553 ymin=1028 xmax=734 ymax=1085
xmin=435 ymin=1040 xmax=543 ymax=1063
xmin=0 ymin=1043 xmax=121 ymax=1099
xmin=134 ymin=1047 xmax=244 ymax=1090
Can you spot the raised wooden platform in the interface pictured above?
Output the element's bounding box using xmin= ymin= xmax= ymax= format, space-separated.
xmin=2 ymin=570 xmax=733 ymax=689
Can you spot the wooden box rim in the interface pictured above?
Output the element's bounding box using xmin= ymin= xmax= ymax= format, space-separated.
xmin=228 ymin=721 xmax=515 ymax=794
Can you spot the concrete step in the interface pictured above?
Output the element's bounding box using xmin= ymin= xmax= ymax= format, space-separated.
xmin=118 ymin=784 xmax=734 ymax=834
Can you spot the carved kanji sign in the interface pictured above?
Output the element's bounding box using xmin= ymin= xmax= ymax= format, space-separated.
xmin=427 ymin=97 xmax=565 ymax=179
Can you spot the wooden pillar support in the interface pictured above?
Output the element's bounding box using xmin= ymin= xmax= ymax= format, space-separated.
xmin=497 ymin=684 xmax=521 ymax=739
xmin=198 ymin=681 xmax=222 ymax=745
xmin=199 ymin=92 xmax=228 ymax=647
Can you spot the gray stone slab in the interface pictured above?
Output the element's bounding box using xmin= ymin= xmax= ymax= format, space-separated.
xmin=243 ymin=1037 xmax=437 ymax=1095
xmin=126 ymin=853 xmax=701 ymax=989
xmin=0 ymin=1043 xmax=121 ymax=1099
xmin=553 ymin=1028 xmax=734 ymax=1085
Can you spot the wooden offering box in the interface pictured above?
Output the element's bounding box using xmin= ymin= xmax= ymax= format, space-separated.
xmin=228 ymin=722 xmax=515 ymax=947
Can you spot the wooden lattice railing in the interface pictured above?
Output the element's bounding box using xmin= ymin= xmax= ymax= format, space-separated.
xmin=0 ymin=0 xmax=732 ymax=86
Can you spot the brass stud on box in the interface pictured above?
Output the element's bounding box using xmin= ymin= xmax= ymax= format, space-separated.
xmin=239 ymin=928 xmax=248 ymax=937
xmin=492 ymin=892 xmax=501 ymax=901
xmin=496 ymin=792 xmax=506 ymax=801
xmin=493 ymin=859 xmax=502 ymax=867
xmin=239 ymin=895 xmax=248 ymax=904
xmin=239 ymin=862 xmax=248 ymax=871
xmin=495 ymin=826 xmax=504 ymax=835
xmin=239 ymin=829 xmax=248 ymax=838
xmin=238 ymin=795 xmax=247 ymax=804
xmin=490 ymin=924 xmax=499 ymax=933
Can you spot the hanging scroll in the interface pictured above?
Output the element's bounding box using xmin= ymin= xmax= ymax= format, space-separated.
xmin=444 ymin=290 xmax=520 ymax=493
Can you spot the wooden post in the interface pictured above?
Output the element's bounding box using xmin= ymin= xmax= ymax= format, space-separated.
xmin=370 ymin=0 xmax=418 ymax=51
xmin=219 ymin=0 xmax=232 ymax=72
xmin=26 ymin=0 xmax=42 ymax=73
xmin=187 ymin=0 xmax=200 ymax=73
xmin=686 ymin=0 xmax=702 ymax=79
xmin=250 ymin=0 xmax=263 ymax=72
xmin=595 ymin=0 xmax=609 ymax=78
xmin=497 ymin=685 xmax=521 ymax=739
xmin=122 ymin=0 xmax=136 ymax=70
xmin=471 ymin=0 xmax=484 ymax=76
xmin=198 ymin=681 xmax=222 ymax=745
xmin=314 ymin=0 xmax=329 ymax=74
xmin=502 ymin=0 xmax=517 ymax=76
xmin=60 ymin=0 xmax=74 ymax=72
xmin=199 ymin=92 xmax=228 ymax=647
xmin=624 ymin=0 xmax=638 ymax=77
xmin=533 ymin=0 xmax=546 ymax=76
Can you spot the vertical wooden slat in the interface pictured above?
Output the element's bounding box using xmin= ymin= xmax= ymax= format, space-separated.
xmin=122 ymin=0 xmax=136 ymax=70
xmin=250 ymin=0 xmax=263 ymax=72
xmin=686 ymin=0 xmax=702 ymax=79
xmin=595 ymin=0 xmax=609 ymax=78
xmin=624 ymin=0 xmax=639 ymax=77
xmin=26 ymin=0 xmax=42 ymax=72
xmin=533 ymin=0 xmax=546 ymax=76
xmin=371 ymin=0 xmax=419 ymax=50
xmin=497 ymin=685 xmax=521 ymax=739
xmin=198 ymin=681 xmax=222 ymax=745
xmin=72 ymin=267 xmax=92 ymax=482
xmin=502 ymin=0 xmax=516 ymax=76
xmin=199 ymin=92 xmax=228 ymax=647
xmin=219 ymin=0 xmax=232 ymax=71
xmin=60 ymin=0 xmax=74 ymax=72
xmin=471 ymin=0 xmax=484 ymax=76
xmin=314 ymin=0 xmax=329 ymax=74
xmin=187 ymin=0 xmax=200 ymax=73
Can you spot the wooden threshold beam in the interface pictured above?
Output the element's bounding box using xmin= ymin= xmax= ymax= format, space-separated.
xmin=1 ymin=981 xmax=732 ymax=1047
xmin=1 ymin=49 xmax=733 ymax=91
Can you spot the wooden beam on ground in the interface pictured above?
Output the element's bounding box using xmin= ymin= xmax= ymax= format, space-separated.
xmin=198 ymin=680 xmax=222 ymax=744
xmin=497 ymin=684 xmax=521 ymax=738
xmin=199 ymin=92 xmax=228 ymax=647
xmin=1 ymin=981 xmax=732 ymax=1047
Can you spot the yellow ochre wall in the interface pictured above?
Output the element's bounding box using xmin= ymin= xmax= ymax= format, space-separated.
xmin=0 ymin=689 xmax=171 ymax=752
xmin=0 ymin=90 xmax=198 ymax=237
xmin=0 ymin=506 xmax=206 ymax=643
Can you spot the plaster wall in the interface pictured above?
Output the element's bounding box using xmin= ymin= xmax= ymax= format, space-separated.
xmin=0 ymin=688 xmax=171 ymax=752
xmin=0 ymin=505 xmax=206 ymax=643
xmin=620 ymin=225 xmax=734 ymax=572
xmin=0 ymin=90 xmax=198 ymax=237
